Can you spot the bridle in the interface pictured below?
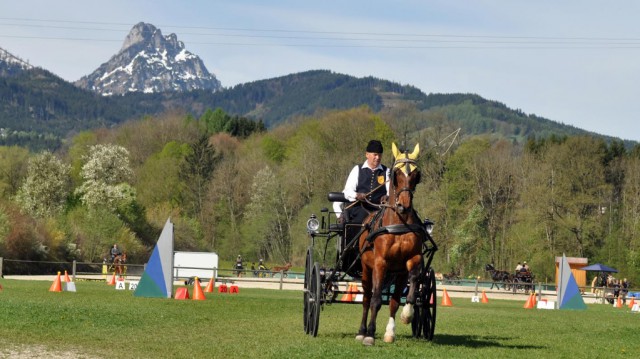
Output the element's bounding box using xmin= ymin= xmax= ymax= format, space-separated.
xmin=389 ymin=156 xmax=419 ymax=215
xmin=391 ymin=157 xmax=418 ymax=196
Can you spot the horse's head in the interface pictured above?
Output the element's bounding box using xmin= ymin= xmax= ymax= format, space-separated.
xmin=485 ymin=264 xmax=495 ymax=271
xmin=390 ymin=142 xmax=421 ymax=215
xmin=114 ymin=252 xmax=127 ymax=264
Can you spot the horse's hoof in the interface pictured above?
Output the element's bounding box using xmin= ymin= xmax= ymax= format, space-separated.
xmin=400 ymin=313 xmax=411 ymax=325
xmin=362 ymin=337 xmax=375 ymax=346
xmin=355 ymin=334 xmax=365 ymax=342
xmin=383 ymin=334 xmax=395 ymax=343
xmin=400 ymin=306 xmax=414 ymax=325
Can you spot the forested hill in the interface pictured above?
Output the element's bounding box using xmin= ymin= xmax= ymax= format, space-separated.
xmin=204 ymin=70 xmax=604 ymax=142
xmin=0 ymin=67 xmax=629 ymax=150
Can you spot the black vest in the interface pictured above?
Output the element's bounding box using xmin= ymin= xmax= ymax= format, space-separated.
xmin=356 ymin=165 xmax=387 ymax=206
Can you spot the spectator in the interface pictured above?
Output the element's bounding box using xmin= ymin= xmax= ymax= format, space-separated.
xmin=621 ymin=278 xmax=629 ymax=305
xmin=235 ymin=255 xmax=244 ymax=277
xmin=613 ymin=279 xmax=621 ymax=299
xmin=258 ymin=259 xmax=268 ymax=277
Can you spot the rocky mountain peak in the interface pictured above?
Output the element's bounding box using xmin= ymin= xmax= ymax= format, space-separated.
xmin=74 ymin=22 xmax=221 ymax=96
xmin=120 ymin=22 xmax=157 ymax=51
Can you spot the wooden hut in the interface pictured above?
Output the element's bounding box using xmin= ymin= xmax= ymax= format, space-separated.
xmin=554 ymin=257 xmax=588 ymax=288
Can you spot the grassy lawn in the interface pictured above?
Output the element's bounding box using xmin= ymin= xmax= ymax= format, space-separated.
xmin=0 ymin=279 xmax=637 ymax=358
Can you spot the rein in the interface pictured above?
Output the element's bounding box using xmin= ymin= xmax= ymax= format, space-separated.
xmin=343 ymin=181 xmax=388 ymax=211
xmin=347 ymin=156 xmax=420 ymax=213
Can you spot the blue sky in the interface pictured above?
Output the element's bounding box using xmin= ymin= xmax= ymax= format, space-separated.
xmin=1 ymin=1 xmax=639 ymax=141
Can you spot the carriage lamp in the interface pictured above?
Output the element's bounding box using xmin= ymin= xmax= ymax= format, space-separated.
xmin=423 ymin=218 xmax=434 ymax=235
xmin=307 ymin=214 xmax=320 ymax=234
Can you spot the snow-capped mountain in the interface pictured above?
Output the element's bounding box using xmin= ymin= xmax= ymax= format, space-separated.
xmin=0 ymin=46 xmax=34 ymax=77
xmin=75 ymin=22 xmax=221 ymax=96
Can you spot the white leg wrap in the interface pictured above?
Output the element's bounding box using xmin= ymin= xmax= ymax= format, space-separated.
xmin=400 ymin=304 xmax=414 ymax=324
xmin=383 ymin=317 xmax=395 ymax=343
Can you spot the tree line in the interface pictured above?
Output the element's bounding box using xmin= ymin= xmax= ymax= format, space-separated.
xmin=0 ymin=106 xmax=638 ymax=284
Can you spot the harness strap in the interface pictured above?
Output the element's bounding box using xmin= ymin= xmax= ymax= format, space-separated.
xmin=364 ymin=223 xmax=426 ymax=243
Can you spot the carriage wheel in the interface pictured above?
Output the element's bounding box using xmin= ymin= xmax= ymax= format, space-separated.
xmin=411 ymin=267 xmax=437 ymax=341
xmin=303 ymin=247 xmax=312 ymax=334
xmin=307 ymin=262 xmax=322 ymax=337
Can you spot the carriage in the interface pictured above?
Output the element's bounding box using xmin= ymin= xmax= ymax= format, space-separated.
xmin=485 ymin=263 xmax=535 ymax=293
xmin=302 ymin=143 xmax=439 ymax=344
xmin=512 ymin=271 xmax=534 ymax=294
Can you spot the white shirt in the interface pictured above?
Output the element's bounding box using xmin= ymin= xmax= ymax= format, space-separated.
xmin=333 ymin=161 xmax=390 ymax=217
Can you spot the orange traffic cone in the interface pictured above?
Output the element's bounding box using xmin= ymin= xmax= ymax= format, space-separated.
xmin=174 ymin=287 xmax=190 ymax=300
xmin=204 ymin=278 xmax=215 ymax=293
xmin=107 ymin=272 xmax=116 ymax=286
xmin=481 ymin=290 xmax=489 ymax=303
xmin=192 ymin=277 xmax=206 ymax=300
xmin=49 ymin=272 xmax=62 ymax=292
xmin=615 ymin=296 xmax=622 ymax=308
xmin=628 ymin=297 xmax=635 ymax=308
xmin=441 ymin=288 xmax=453 ymax=307
xmin=341 ymin=283 xmax=357 ymax=302
xmin=64 ymin=270 xmax=71 ymax=283
xmin=523 ymin=294 xmax=534 ymax=309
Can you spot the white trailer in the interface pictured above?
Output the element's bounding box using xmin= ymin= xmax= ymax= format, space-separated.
xmin=173 ymin=251 xmax=218 ymax=284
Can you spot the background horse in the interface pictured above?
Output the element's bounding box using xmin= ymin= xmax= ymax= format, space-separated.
xmin=271 ymin=262 xmax=292 ymax=277
xmin=110 ymin=253 xmax=127 ymax=277
xmin=357 ymin=143 xmax=424 ymax=346
xmin=485 ymin=264 xmax=511 ymax=290
xmin=442 ymin=269 xmax=461 ymax=284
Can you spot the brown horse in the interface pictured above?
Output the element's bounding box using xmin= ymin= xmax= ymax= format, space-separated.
xmin=271 ymin=262 xmax=292 ymax=277
xmin=357 ymin=143 xmax=424 ymax=346
xmin=110 ymin=253 xmax=127 ymax=277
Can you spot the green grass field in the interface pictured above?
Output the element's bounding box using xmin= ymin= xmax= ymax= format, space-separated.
xmin=0 ymin=279 xmax=637 ymax=358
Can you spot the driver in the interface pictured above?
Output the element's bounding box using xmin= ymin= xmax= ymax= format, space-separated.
xmin=333 ymin=140 xmax=390 ymax=266
xmin=110 ymin=244 xmax=122 ymax=262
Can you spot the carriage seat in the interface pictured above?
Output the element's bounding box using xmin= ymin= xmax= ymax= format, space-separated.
xmin=328 ymin=192 xmax=348 ymax=232
xmin=328 ymin=192 xmax=348 ymax=203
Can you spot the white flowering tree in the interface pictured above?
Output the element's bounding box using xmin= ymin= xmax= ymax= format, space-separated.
xmin=75 ymin=144 xmax=135 ymax=210
xmin=15 ymin=151 xmax=71 ymax=218
xmin=242 ymin=165 xmax=292 ymax=262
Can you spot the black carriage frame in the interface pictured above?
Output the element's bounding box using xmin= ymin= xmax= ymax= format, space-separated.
xmin=303 ymin=192 xmax=439 ymax=340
